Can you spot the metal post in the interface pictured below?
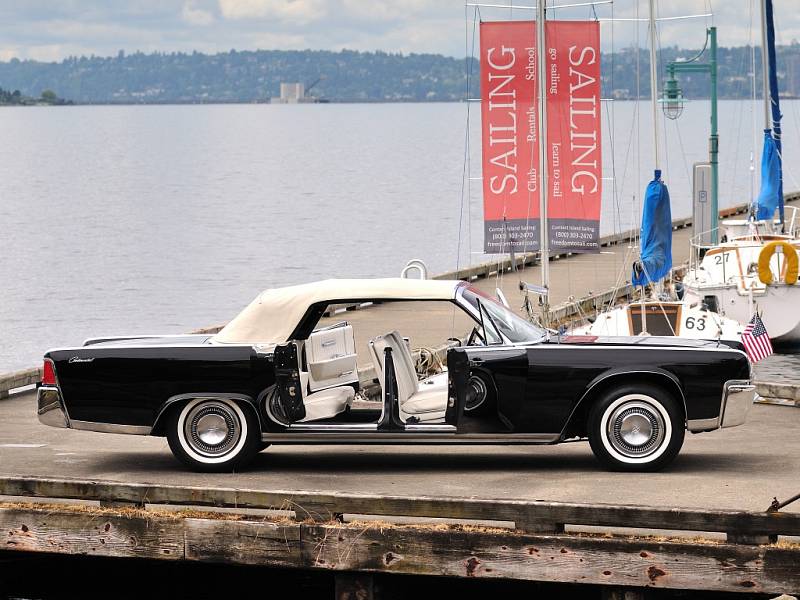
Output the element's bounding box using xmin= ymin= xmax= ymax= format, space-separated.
xmin=709 ymin=27 xmax=719 ymax=244
xmin=665 ymin=28 xmax=718 ymax=243
xmin=537 ymin=0 xmax=550 ymax=326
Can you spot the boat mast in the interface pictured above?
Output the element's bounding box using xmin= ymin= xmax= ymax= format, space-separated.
xmin=648 ymin=0 xmax=660 ymax=172
xmin=537 ymin=0 xmax=550 ymax=325
xmin=759 ymin=0 xmax=771 ymax=131
xmin=641 ymin=0 xmax=660 ymax=334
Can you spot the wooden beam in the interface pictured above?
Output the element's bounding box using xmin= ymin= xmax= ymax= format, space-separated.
xmin=0 ymin=505 xmax=183 ymax=561
xmin=1 ymin=476 xmax=799 ymax=540
xmin=2 ymin=505 xmax=798 ymax=595
xmin=299 ymin=523 xmax=800 ymax=594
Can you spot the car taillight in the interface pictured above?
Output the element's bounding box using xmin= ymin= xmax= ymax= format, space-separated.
xmin=42 ymin=359 xmax=57 ymax=386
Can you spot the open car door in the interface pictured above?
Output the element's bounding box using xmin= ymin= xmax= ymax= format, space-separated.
xmin=273 ymin=342 xmax=306 ymax=423
xmin=445 ymin=347 xmax=469 ymax=427
xmin=305 ymin=322 xmax=358 ymax=392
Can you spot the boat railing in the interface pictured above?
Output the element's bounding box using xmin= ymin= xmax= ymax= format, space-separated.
xmin=689 ymin=207 xmax=800 ymax=272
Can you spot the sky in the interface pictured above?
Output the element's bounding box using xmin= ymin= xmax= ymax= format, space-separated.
xmin=0 ymin=0 xmax=798 ymax=62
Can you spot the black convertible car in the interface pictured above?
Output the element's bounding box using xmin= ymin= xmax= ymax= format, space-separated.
xmin=38 ymin=278 xmax=754 ymax=472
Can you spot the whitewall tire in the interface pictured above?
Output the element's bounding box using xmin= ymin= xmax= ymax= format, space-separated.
xmin=167 ymin=397 xmax=261 ymax=472
xmin=588 ymin=383 xmax=684 ymax=472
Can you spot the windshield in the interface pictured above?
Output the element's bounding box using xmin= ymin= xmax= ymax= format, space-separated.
xmin=460 ymin=286 xmax=547 ymax=344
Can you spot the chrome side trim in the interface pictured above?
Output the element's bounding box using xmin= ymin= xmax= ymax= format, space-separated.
xmin=287 ymin=423 xmax=378 ymax=432
xmin=404 ymin=424 xmax=457 ymax=432
xmin=49 ymin=344 xmax=249 ymax=352
xmin=261 ymin=432 xmax=560 ymax=444
xmin=70 ymin=420 xmax=152 ymax=435
xmin=687 ymin=417 xmax=719 ymax=432
xmin=82 ymin=334 xmax=211 ymax=346
xmin=472 ymin=342 xmax=748 ymax=358
xmin=37 ymin=386 xmax=70 ymax=429
xmin=720 ymin=379 xmax=755 ymax=428
xmin=283 ymin=422 xmax=456 ymax=434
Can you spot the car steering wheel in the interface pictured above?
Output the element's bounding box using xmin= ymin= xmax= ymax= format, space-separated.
xmin=467 ymin=326 xmax=486 ymax=346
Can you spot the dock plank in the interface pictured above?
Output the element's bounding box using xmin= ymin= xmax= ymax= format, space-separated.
xmin=302 ymin=523 xmax=800 ymax=594
xmin=2 ymin=503 xmax=799 ymax=594
xmin=1 ymin=475 xmax=799 ymax=539
xmin=0 ymin=505 xmax=184 ymax=560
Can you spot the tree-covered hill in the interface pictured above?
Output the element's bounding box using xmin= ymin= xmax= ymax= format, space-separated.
xmin=1 ymin=45 xmax=800 ymax=104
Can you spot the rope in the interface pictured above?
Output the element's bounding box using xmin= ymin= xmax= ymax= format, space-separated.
xmin=415 ymin=346 xmax=447 ymax=378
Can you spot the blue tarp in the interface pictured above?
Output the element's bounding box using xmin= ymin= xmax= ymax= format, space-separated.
xmin=632 ymin=170 xmax=672 ymax=287
xmin=755 ymin=129 xmax=781 ymax=221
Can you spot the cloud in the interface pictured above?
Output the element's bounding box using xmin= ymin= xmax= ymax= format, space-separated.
xmin=340 ymin=0 xmax=436 ymax=22
xmin=217 ymin=0 xmax=326 ymax=23
xmin=0 ymin=0 xmax=799 ymax=62
xmin=182 ymin=1 xmax=214 ymax=26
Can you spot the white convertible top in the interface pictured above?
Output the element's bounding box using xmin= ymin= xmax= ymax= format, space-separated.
xmin=213 ymin=278 xmax=463 ymax=344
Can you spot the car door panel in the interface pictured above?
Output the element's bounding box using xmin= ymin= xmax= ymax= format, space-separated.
xmin=273 ymin=343 xmax=306 ymax=423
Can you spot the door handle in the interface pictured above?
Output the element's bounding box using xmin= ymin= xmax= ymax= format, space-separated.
xmin=470 ymin=357 xmax=484 ymax=366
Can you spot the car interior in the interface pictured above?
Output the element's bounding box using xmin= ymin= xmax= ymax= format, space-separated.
xmin=272 ymin=300 xmax=477 ymax=427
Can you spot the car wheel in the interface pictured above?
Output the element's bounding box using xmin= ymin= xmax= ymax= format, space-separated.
xmin=464 ymin=371 xmax=496 ymax=416
xmin=167 ymin=397 xmax=261 ymax=472
xmin=587 ymin=383 xmax=685 ymax=472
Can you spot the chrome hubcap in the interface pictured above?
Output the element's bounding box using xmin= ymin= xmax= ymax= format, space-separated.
xmin=184 ymin=401 xmax=241 ymax=457
xmin=606 ymin=401 xmax=665 ymax=458
xmin=196 ymin=413 xmax=229 ymax=446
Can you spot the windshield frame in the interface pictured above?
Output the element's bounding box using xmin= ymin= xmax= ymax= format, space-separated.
xmin=457 ymin=285 xmax=548 ymax=345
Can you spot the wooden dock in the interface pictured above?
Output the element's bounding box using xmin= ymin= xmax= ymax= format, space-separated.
xmin=1 ymin=475 xmax=799 ymax=596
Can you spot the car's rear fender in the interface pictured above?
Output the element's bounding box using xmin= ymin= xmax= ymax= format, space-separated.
xmin=150 ymin=392 xmax=262 ymax=437
xmin=560 ymin=368 xmax=687 ymax=439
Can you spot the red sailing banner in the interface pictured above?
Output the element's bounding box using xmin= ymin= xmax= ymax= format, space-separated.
xmin=480 ymin=20 xmax=601 ymax=254
xmin=479 ymin=21 xmax=539 ymax=253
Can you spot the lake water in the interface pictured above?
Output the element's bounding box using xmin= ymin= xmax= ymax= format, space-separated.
xmin=2 ymin=100 xmax=800 ymax=372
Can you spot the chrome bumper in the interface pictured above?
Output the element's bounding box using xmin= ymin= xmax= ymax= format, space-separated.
xmin=37 ymin=386 xmax=70 ymax=428
xmin=720 ymin=379 xmax=756 ymax=428
xmin=687 ymin=379 xmax=755 ymax=432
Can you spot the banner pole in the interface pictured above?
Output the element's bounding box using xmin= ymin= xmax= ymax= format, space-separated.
xmin=537 ymin=0 xmax=550 ymax=326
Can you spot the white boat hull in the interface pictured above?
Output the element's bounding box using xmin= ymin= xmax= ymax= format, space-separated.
xmin=683 ymin=282 xmax=800 ymax=343
xmin=683 ymin=236 xmax=800 ymax=344
xmin=573 ymin=300 xmax=743 ymax=343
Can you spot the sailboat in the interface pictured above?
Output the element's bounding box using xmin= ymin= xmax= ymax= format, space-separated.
xmin=574 ymin=1 xmax=742 ymax=343
xmin=681 ymin=0 xmax=800 ymax=343
xmin=576 ymin=170 xmax=743 ymax=341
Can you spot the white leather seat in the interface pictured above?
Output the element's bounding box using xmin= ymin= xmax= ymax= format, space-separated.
xmin=298 ymin=385 xmax=355 ymax=423
xmin=368 ymin=331 xmax=448 ymax=423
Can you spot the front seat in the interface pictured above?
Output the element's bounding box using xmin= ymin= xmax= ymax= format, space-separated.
xmin=368 ymin=331 xmax=447 ymax=423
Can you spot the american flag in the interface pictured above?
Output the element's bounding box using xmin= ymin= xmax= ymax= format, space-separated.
xmin=742 ymin=314 xmax=773 ymax=363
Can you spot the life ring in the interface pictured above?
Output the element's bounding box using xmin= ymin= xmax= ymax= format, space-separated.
xmin=758 ymin=241 xmax=799 ymax=285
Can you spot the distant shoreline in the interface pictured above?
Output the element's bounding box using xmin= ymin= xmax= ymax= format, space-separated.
xmin=2 ymin=97 xmax=794 ymax=107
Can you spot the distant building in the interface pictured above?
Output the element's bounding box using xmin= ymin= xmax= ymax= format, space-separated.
xmin=271 ymin=82 xmax=319 ymax=104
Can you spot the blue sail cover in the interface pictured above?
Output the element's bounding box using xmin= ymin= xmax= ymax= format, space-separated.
xmin=755 ymin=129 xmax=781 ymax=220
xmin=632 ymin=170 xmax=672 ymax=287
xmin=764 ymin=0 xmax=784 ymax=222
